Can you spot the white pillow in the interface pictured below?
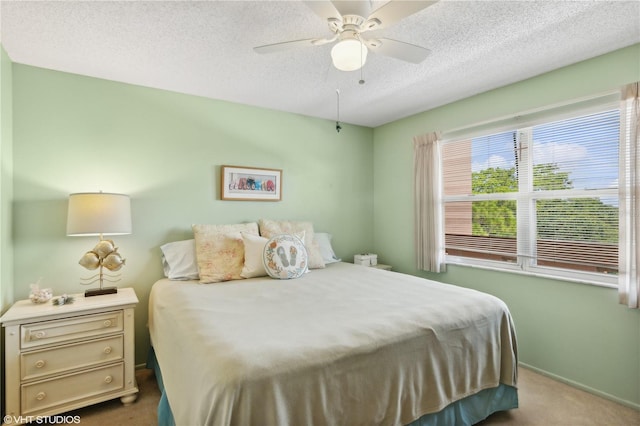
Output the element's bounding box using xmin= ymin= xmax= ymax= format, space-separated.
xmin=160 ymin=239 xmax=199 ymax=280
xmin=240 ymin=233 xmax=269 ymax=278
xmin=258 ymin=219 xmax=325 ymax=269
xmin=315 ymin=232 xmax=341 ymax=264
xmin=263 ymin=234 xmax=308 ymax=279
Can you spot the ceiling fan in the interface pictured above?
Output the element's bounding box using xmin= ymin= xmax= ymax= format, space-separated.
xmin=254 ymin=1 xmax=438 ymax=71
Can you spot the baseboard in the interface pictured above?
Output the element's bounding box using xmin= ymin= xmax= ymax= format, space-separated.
xmin=519 ymin=362 xmax=640 ymax=411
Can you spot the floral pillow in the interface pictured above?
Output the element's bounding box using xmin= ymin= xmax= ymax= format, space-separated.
xmin=258 ymin=219 xmax=325 ymax=269
xmin=263 ymin=234 xmax=308 ymax=279
xmin=192 ymin=222 xmax=259 ymax=283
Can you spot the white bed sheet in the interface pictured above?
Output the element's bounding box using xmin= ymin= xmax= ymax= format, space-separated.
xmin=148 ymin=262 xmax=517 ymax=426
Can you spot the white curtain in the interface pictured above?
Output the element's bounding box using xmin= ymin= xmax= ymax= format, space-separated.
xmin=619 ymin=82 xmax=639 ymax=309
xmin=413 ymin=132 xmax=445 ymax=273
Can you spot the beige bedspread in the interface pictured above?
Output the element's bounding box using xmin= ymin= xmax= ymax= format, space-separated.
xmin=148 ymin=262 xmax=517 ymax=426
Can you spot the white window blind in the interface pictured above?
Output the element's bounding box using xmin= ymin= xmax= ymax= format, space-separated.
xmin=442 ymin=107 xmax=620 ymax=285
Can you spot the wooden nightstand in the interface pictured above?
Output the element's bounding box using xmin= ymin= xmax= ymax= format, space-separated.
xmin=0 ymin=288 xmax=139 ymax=422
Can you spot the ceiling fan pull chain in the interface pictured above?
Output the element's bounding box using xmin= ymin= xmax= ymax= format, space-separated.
xmin=359 ymin=37 xmax=365 ymax=85
xmin=336 ymin=89 xmax=342 ymax=133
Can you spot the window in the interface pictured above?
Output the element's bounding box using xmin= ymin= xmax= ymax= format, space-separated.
xmin=442 ymin=102 xmax=620 ymax=286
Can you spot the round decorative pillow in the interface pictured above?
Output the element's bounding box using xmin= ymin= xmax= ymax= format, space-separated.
xmin=263 ymin=234 xmax=308 ymax=279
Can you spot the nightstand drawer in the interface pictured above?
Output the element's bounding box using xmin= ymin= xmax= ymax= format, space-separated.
xmin=21 ymin=311 xmax=123 ymax=349
xmin=21 ymin=335 xmax=124 ymax=381
xmin=22 ymin=362 xmax=124 ymax=415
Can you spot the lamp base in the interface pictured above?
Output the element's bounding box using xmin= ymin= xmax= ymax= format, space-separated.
xmin=85 ymin=287 xmax=118 ymax=297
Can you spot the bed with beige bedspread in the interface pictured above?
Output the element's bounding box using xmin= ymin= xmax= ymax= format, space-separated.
xmin=148 ymin=261 xmax=518 ymax=425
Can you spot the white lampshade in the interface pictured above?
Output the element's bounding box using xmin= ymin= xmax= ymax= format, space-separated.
xmin=331 ymin=38 xmax=368 ymax=71
xmin=67 ymin=192 xmax=132 ymax=236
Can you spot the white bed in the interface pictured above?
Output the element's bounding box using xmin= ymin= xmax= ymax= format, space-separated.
xmin=148 ymin=261 xmax=518 ymax=426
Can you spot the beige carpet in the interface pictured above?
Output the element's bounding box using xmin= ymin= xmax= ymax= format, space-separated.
xmin=37 ymin=368 xmax=161 ymax=426
xmin=43 ymin=366 xmax=638 ymax=426
xmin=479 ymin=367 xmax=639 ymax=426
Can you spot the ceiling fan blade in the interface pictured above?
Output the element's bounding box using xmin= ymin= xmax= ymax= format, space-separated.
xmin=366 ymin=1 xmax=438 ymax=31
xmin=364 ymin=38 xmax=431 ymax=64
xmin=303 ymin=0 xmax=342 ymax=21
xmin=254 ymin=37 xmax=331 ymax=54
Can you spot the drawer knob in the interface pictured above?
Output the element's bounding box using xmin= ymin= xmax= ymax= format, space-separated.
xmin=103 ymin=346 xmax=112 ymax=354
xmin=34 ymin=331 xmax=46 ymax=339
xmin=34 ymin=360 xmax=46 ymax=369
xmin=36 ymin=392 xmax=46 ymax=401
xmin=104 ymin=375 xmax=113 ymax=384
xmin=103 ymin=320 xmax=112 ymax=327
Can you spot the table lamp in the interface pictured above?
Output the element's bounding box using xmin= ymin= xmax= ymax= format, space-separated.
xmin=66 ymin=192 xmax=132 ymax=297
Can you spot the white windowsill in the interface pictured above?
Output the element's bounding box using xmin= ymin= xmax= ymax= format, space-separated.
xmin=445 ymin=257 xmax=618 ymax=289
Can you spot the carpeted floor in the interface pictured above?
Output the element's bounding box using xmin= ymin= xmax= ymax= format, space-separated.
xmin=41 ymin=366 xmax=639 ymax=426
xmin=33 ymin=367 xmax=161 ymax=426
xmin=478 ymin=367 xmax=639 ymax=426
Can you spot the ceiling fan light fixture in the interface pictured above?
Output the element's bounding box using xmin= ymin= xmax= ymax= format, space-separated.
xmin=331 ymin=38 xmax=367 ymax=71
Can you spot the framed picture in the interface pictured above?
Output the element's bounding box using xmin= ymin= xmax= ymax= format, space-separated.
xmin=221 ymin=165 xmax=282 ymax=201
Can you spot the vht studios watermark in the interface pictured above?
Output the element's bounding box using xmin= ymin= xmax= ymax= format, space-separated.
xmin=3 ymin=415 xmax=81 ymax=424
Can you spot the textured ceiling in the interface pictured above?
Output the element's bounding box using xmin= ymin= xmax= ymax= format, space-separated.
xmin=1 ymin=0 xmax=639 ymax=127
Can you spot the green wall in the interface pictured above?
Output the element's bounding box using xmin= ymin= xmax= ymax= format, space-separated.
xmin=0 ymin=46 xmax=13 ymax=314
xmin=10 ymin=64 xmax=374 ymax=367
xmin=0 ymin=44 xmax=14 ymax=420
xmin=373 ymin=44 xmax=640 ymax=408
xmin=2 ymin=42 xmax=639 ymax=411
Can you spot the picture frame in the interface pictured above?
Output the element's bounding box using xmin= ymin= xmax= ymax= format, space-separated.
xmin=221 ymin=165 xmax=282 ymax=201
